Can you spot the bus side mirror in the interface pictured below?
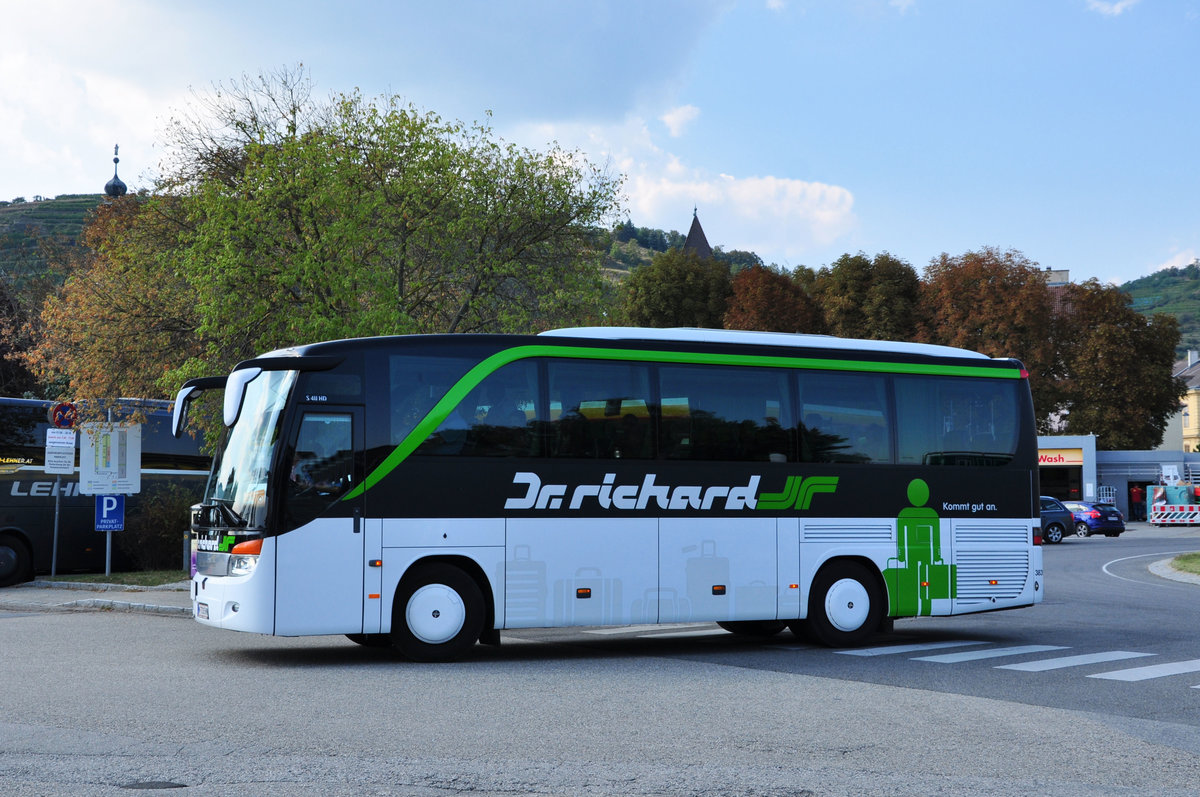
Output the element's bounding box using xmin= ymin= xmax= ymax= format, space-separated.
xmin=171 ymin=386 xmax=198 ymax=438
xmin=171 ymin=376 xmax=228 ymax=438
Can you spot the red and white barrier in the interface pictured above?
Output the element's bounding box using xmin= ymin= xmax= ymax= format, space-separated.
xmin=1149 ymin=504 xmax=1200 ymax=525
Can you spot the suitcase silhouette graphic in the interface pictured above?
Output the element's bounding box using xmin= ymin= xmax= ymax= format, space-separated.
xmin=506 ymin=545 xmax=547 ymax=625
xmin=553 ymin=566 xmax=622 ymax=625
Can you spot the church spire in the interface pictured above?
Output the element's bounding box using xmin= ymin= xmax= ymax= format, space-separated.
xmin=104 ymin=144 xmax=127 ymax=198
xmin=682 ymin=207 xmax=713 ymax=260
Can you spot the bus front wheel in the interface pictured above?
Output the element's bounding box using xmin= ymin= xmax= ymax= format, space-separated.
xmin=391 ymin=563 xmax=484 ymax=662
xmin=0 ymin=534 xmax=31 ymax=588
xmin=806 ymin=561 xmax=884 ymax=648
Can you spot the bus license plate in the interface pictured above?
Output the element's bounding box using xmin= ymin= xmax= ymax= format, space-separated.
xmin=196 ymin=602 xmax=209 ymax=619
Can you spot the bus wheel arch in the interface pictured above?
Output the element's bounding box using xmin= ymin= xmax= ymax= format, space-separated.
xmin=390 ymin=559 xmax=489 ymax=662
xmin=0 ymin=531 xmax=33 ymax=588
xmin=803 ymin=557 xmax=886 ymax=648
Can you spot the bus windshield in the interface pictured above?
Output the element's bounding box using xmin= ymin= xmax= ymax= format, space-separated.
xmin=205 ymin=368 xmax=297 ymax=529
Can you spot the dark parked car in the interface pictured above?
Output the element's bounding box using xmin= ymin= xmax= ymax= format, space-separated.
xmin=1062 ymin=500 xmax=1125 ymax=538
xmin=1039 ymin=496 xmax=1075 ymax=544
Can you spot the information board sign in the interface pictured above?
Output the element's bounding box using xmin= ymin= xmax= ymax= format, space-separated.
xmin=43 ymin=428 xmax=76 ymax=475
xmin=79 ymin=423 xmax=142 ymax=495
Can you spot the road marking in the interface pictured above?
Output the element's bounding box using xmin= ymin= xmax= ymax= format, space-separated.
xmin=1101 ymin=550 xmax=1200 ymax=585
xmin=996 ymin=651 xmax=1155 ymax=671
xmin=913 ymin=644 xmax=1068 ymax=663
xmin=1089 ymin=659 xmax=1200 ymax=682
xmin=837 ymin=640 xmax=987 ymax=657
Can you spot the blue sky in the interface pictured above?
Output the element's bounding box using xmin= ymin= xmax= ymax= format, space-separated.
xmin=4 ymin=0 xmax=1197 ymax=286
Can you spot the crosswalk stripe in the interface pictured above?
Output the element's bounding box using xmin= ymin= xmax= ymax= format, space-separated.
xmin=837 ymin=640 xmax=986 ymax=657
xmin=913 ymin=644 xmax=1068 ymax=663
xmin=1088 ymin=659 xmax=1200 ymax=681
xmin=996 ymin=651 xmax=1155 ymax=671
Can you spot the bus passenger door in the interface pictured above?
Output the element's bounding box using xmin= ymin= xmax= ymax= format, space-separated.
xmin=275 ymin=407 xmax=367 ymax=636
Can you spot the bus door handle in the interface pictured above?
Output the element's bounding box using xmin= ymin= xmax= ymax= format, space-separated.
xmin=353 ymin=507 xmax=362 ymax=534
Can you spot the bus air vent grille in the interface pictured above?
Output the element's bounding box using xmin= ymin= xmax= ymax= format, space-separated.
xmin=955 ymin=551 xmax=1029 ymax=600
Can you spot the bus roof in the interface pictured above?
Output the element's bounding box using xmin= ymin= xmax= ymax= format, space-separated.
xmin=539 ymin=327 xmax=993 ymax=361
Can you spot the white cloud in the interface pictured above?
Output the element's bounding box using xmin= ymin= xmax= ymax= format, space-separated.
xmin=660 ymin=105 xmax=701 ymax=138
xmin=1085 ymin=0 xmax=1142 ymax=16
xmin=504 ymin=113 xmax=856 ymax=265
xmin=766 ymin=0 xmax=786 ymax=11
xmin=1153 ymin=248 xmax=1199 ymax=273
xmin=890 ymin=0 xmax=917 ymax=13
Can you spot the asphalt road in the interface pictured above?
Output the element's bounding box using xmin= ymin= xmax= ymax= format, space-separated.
xmin=2 ymin=524 xmax=1199 ymax=796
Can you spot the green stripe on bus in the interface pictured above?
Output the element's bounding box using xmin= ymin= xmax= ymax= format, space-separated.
xmin=344 ymin=343 xmax=1022 ymax=499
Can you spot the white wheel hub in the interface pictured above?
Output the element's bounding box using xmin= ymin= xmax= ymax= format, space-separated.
xmin=406 ymin=583 xmax=466 ymax=644
xmin=824 ymin=577 xmax=870 ymax=632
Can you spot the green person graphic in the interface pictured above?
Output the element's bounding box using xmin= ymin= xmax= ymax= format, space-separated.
xmin=885 ymin=478 xmax=956 ymax=616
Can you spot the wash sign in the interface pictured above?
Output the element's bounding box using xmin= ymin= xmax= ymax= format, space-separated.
xmin=95 ymin=495 xmax=125 ymax=531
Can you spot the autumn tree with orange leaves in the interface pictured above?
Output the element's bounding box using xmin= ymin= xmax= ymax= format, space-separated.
xmin=724 ymin=265 xmax=822 ymax=333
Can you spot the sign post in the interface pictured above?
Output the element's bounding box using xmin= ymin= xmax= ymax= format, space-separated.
xmin=43 ymin=424 xmax=77 ymax=577
xmin=79 ymin=421 xmax=142 ymax=576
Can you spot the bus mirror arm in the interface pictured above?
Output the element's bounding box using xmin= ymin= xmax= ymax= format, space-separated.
xmin=171 ymin=376 xmax=228 ymax=438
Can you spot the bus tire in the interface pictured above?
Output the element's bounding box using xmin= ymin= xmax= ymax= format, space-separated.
xmin=717 ymin=620 xmax=787 ymax=637
xmin=0 ymin=534 xmax=32 ymax=588
xmin=806 ymin=561 xmax=884 ymax=648
xmin=391 ymin=563 xmax=484 ymax=662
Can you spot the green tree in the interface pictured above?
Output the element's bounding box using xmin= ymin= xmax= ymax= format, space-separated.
xmin=621 ymin=248 xmax=731 ymax=328
xmin=38 ymin=67 xmax=623 ymax=399
xmin=724 ymin=265 xmax=821 ymax=332
xmin=712 ymin=247 xmax=764 ymax=274
xmin=813 ymin=252 xmax=920 ymax=340
xmin=25 ymin=195 xmax=201 ymax=401
xmin=1054 ymin=280 xmax=1184 ymax=449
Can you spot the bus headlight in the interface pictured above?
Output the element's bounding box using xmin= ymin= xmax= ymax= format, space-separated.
xmin=228 ymin=538 xmax=263 ymax=577
xmin=229 ymin=554 xmax=258 ymax=577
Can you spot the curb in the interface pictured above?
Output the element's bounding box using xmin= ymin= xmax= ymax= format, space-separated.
xmin=1149 ymin=558 xmax=1200 ymax=586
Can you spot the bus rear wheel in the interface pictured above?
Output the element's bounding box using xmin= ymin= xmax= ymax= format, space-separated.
xmin=391 ymin=563 xmax=484 ymax=662
xmin=717 ymin=620 xmax=787 ymax=637
xmin=806 ymin=561 xmax=884 ymax=648
xmin=0 ymin=534 xmax=31 ymax=588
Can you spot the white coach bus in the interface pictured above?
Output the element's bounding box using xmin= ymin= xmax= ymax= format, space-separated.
xmin=173 ymin=327 xmax=1043 ymax=661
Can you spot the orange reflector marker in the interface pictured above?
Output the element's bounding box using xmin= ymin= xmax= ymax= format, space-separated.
xmin=789 ymin=584 xmax=799 ymax=590
xmin=989 ymin=579 xmax=1000 ymax=585
xmin=920 ymin=581 xmax=930 ymax=587
xmin=231 ymin=538 xmax=262 ymax=556
xmin=368 ymin=559 xmax=383 ymax=568
xmin=576 ymin=588 xmax=592 ymax=599
xmin=368 ymin=593 xmax=380 ymax=599
xmin=712 ymin=585 xmax=726 ymax=596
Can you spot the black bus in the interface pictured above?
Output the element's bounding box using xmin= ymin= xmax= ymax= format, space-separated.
xmin=0 ymin=397 xmax=209 ymax=586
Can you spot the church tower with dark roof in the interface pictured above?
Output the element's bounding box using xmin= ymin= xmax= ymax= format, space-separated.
xmin=682 ymin=207 xmax=713 ymax=260
xmin=104 ymin=144 xmax=127 ymax=198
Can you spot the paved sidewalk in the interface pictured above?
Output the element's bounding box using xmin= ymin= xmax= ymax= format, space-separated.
xmin=0 ymin=579 xmax=193 ymax=617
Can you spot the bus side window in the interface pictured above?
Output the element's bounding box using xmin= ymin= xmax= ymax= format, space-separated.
xmin=798 ymin=372 xmax=891 ymax=464
xmin=547 ymin=360 xmax=652 ymax=459
xmin=460 ymin=360 xmax=539 ymax=457
xmin=659 ymin=365 xmax=793 ymax=462
xmin=895 ymin=376 xmax=1019 ymax=466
